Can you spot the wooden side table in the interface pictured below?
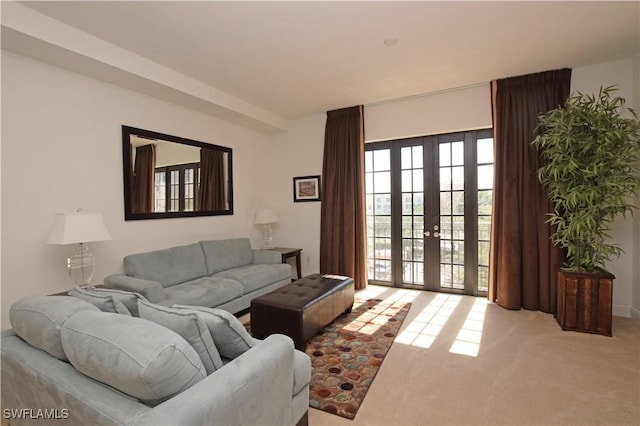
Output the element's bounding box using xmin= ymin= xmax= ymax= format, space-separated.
xmin=267 ymin=247 xmax=302 ymax=280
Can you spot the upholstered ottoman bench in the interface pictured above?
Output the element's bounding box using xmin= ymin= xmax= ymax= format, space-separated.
xmin=250 ymin=274 xmax=354 ymax=350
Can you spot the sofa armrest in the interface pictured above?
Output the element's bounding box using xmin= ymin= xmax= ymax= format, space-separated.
xmin=133 ymin=334 xmax=301 ymax=426
xmin=103 ymin=274 xmax=167 ymax=303
xmin=2 ymin=332 xmax=150 ymax=426
xmin=252 ymin=249 xmax=281 ymax=265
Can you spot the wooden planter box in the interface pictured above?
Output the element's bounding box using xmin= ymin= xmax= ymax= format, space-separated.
xmin=555 ymin=268 xmax=613 ymax=336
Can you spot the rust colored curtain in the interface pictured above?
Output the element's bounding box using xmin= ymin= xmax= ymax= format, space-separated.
xmin=198 ymin=148 xmax=226 ymax=211
xmin=132 ymin=144 xmax=156 ymax=214
xmin=489 ymin=69 xmax=571 ymax=312
xmin=320 ymin=105 xmax=368 ymax=290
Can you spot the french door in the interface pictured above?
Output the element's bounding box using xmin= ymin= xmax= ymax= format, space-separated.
xmin=365 ymin=129 xmax=493 ymax=296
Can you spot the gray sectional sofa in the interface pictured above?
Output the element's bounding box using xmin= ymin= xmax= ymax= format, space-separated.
xmin=1 ymin=289 xmax=311 ymax=426
xmin=104 ymin=238 xmax=292 ymax=314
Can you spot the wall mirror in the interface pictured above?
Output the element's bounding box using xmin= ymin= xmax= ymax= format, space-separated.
xmin=122 ymin=125 xmax=233 ymax=220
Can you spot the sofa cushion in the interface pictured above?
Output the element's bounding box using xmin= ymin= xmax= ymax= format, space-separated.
xmin=138 ymin=300 xmax=223 ymax=374
xmin=61 ymin=311 xmax=206 ymax=405
xmin=164 ymin=277 xmax=244 ymax=307
xmin=124 ymin=243 xmax=207 ymax=287
xmin=199 ymin=238 xmax=253 ymax=275
xmin=173 ymin=305 xmax=256 ymax=359
xmin=71 ymin=286 xmax=132 ymax=315
xmin=9 ymin=295 xmax=100 ymax=361
xmin=215 ymin=264 xmax=292 ymax=293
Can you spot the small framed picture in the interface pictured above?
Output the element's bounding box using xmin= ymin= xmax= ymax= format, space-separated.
xmin=293 ymin=175 xmax=321 ymax=202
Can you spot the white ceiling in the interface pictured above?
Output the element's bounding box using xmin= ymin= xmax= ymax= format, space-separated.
xmin=5 ymin=1 xmax=640 ymax=129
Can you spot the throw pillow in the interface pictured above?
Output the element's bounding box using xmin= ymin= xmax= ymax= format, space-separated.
xmin=173 ymin=305 xmax=256 ymax=359
xmin=61 ymin=311 xmax=206 ymax=405
xmin=9 ymin=295 xmax=99 ymax=361
xmin=80 ymin=286 xmax=147 ymax=316
xmin=71 ymin=286 xmax=131 ymax=315
xmin=138 ymin=300 xmax=223 ymax=374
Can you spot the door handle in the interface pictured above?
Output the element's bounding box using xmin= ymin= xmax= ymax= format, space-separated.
xmin=433 ymin=232 xmax=440 ymax=238
xmin=424 ymin=231 xmax=431 ymax=237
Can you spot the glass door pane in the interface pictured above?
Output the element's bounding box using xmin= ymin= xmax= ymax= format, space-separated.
xmin=401 ymin=145 xmax=425 ymax=285
xmin=366 ymin=148 xmax=392 ymax=282
xmin=477 ymin=137 xmax=494 ymax=292
xmin=439 ymin=140 xmax=465 ymax=290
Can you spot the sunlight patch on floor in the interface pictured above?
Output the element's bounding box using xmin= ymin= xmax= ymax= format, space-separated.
xmin=347 ymin=286 xmax=420 ymax=335
xmin=377 ymin=288 xmax=421 ymax=304
xmin=395 ymin=293 xmax=462 ymax=348
xmin=449 ymin=298 xmax=487 ymax=357
xmin=354 ymin=285 xmax=420 ymax=307
xmin=353 ymin=284 xmax=389 ymax=309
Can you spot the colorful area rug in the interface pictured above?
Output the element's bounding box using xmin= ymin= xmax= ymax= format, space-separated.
xmin=304 ymin=298 xmax=411 ymax=419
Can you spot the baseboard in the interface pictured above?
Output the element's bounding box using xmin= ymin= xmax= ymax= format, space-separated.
xmin=613 ymin=304 xmax=632 ymax=318
xmin=630 ymin=306 xmax=640 ymax=320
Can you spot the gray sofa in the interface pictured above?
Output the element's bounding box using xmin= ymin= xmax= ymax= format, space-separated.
xmin=1 ymin=291 xmax=311 ymax=426
xmin=104 ymin=238 xmax=292 ymax=314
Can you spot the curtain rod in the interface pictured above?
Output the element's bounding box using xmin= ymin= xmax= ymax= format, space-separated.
xmin=365 ymin=81 xmax=488 ymax=108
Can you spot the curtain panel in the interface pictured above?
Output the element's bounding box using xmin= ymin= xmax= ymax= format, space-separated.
xmin=489 ymin=69 xmax=571 ymax=312
xmin=132 ymin=144 xmax=156 ymax=214
xmin=320 ymin=105 xmax=368 ymax=290
xmin=198 ymin=148 xmax=226 ymax=211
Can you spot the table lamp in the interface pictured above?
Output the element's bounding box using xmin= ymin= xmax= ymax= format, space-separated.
xmin=46 ymin=209 xmax=112 ymax=287
xmin=255 ymin=208 xmax=278 ymax=249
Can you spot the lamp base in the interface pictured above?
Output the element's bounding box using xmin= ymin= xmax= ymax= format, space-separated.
xmin=67 ymin=243 xmax=95 ymax=286
xmin=262 ymin=224 xmax=274 ymax=250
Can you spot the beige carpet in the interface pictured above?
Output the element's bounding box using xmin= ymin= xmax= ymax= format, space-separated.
xmin=308 ymin=285 xmax=640 ymax=425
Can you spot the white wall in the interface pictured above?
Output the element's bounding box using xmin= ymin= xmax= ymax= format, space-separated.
xmin=365 ymin=84 xmax=492 ymax=142
xmin=265 ymin=114 xmax=326 ymax=277
xmin=0 ymin=51 xmax=273 ymax=327
xmin=571 ymin=57 xmax=638 ymax=317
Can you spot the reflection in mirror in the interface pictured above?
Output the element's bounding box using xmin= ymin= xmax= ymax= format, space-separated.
xmin=122 ymin=126 xmax=233 ymax=220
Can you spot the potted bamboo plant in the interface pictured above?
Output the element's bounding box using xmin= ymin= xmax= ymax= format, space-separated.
xmin=532 ymin=85 xmax=640 ymax=335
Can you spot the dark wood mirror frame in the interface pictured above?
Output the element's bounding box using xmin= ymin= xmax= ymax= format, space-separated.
xmin=122 ymin=125 xmax=233 ymax=220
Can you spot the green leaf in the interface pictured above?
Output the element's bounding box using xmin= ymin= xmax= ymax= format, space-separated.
xmin=532 ymin=85 xmax=640 ymax=272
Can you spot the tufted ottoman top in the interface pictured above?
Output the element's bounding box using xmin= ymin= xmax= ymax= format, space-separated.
xmin=251 ymin=273 xmax=353 ymax=311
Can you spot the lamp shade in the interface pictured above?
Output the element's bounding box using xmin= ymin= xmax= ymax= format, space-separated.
xmin=255 ymin=208 xmax=278 ymax=225
xmin=46 ymin=211 xmax=112 ymax=245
